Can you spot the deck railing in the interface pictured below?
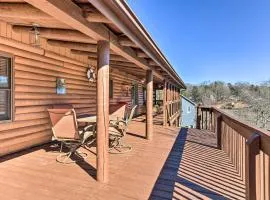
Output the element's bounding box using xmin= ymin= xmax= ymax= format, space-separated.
xmin=197 ymin=106 xmax=270 ymax=200
xmin=166 ymin=100 xmax=181 ymax=126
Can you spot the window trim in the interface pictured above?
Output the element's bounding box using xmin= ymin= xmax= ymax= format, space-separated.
xmin=0 ymin=51 xmax=14 ymax=123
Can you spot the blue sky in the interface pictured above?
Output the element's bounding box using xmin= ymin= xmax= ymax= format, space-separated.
xmin=127 ymin=0 xmax=270 ymax=84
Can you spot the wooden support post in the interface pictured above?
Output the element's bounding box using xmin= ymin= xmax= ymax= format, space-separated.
xmin=154 ymin=88 xmax=157 ymax=105
xmin=96 ymin=40 xmax=110 ymax=183
xmin=245 ymin=133 xmax=260 ymax=200
xmin=163 ymin=80 xmax=167 ymax=126
xmin=216 ymin=114 xmax=222 ymax=149
xmin=146 ymin=70 xmax=153 ymax=140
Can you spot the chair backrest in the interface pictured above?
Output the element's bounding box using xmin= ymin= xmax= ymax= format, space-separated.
xmin=126 ymin=105 xmax=138 ymax=125
xmin=110 ymin=102 xmax=127 ymax=121
xmin=47 ymin=108 xmax=80 ymax=140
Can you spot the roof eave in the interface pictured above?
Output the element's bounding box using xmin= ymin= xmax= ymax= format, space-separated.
xmin=89 ymin=0 xmax=186 ymax=89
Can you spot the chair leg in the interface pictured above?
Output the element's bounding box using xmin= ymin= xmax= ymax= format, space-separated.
xmin=109 ymin=137 xmax=132 ymax=154
xmin=60 ymin=142 xmax=63 ymax=153
xmin=56 ymin=152 xmax=75 ymax=164
xmin=56 ymin=144 xmax=88 ymax=164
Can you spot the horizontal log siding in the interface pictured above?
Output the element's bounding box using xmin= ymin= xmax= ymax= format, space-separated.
xmin=0 ymin=20 xmax=145 ymax=156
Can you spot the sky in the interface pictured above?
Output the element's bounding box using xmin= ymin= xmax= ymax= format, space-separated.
xmin=127 ymin=0 xmax=270 ymax=84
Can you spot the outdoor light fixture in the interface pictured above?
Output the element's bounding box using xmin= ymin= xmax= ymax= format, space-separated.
xmin=29 ymin=24 xmax=40 ymax=47
xmin=157 ymin=83 xmax=163 ymax=89
xmin=140 ymin=78 xmax=146 ymax=84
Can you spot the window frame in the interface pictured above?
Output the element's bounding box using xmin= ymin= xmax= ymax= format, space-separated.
xmin=0 ymin=52 xmax=14 ymax=123
xmin=109 ymin=79 xmax=113 ymax=99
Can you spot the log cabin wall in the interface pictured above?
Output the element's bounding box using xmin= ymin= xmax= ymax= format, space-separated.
xmin=0 ymin=20 xmax=144 ymax=156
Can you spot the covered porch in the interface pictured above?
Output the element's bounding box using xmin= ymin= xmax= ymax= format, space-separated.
xmin=0 ymin=0 xmax=184 ymax=184
xmin=0 ymin=114 xmax=245 ymax=200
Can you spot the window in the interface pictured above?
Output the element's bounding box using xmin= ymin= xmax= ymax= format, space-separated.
xmin=156 ymin=90 xmax=163 ymax=101
xmin=109 ymin=79 xmax=113 ymax=99
xmin=143 ymin=87 xmax=146 ymax=105
xmin=0 ymin=56 xmax=12 ymax=121
xmin=187 ymin=106 xmax=191 ymax=113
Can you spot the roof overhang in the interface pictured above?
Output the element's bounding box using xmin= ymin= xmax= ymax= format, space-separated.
xmin=88 ymin=0 xmax=186 ymax=89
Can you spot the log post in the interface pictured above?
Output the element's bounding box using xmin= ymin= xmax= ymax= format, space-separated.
xmin=245 ymin=133 xmax=260 ymax=200
xmin=215 ymin=114 xmax=222 ymax=149
xmin=146 ymin=70 xmax=153 ymax=140
xmin=96 ymin=40 xmax=110 ymax=183
xmin=163 ymin=80 xmax=167 ymax=126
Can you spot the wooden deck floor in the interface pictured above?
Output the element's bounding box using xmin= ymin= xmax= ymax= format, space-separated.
xmin=0 ymin=115 xmax=245 ymax=200
xmin=150 ymin=128 xmax=246 ymax=200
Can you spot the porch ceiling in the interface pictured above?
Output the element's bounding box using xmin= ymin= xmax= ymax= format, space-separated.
xmin=0 ymin=0 xmax=185 ymax=87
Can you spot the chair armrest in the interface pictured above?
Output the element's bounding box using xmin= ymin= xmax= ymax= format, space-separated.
xmin=83 ymin=124 xmax=96 ymax=132
xmin=110 ymin=120 xmax=127 ymax=131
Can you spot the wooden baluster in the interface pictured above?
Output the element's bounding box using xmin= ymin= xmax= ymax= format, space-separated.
xmin=245 ymin=133 xmax=260 ymax=200
xmin=215 ymin=114 xmax=222 ymax=149
xmin=196 ymin=106 xmax=201 ymax=129
xmin=205 ymin=109 xmax=208 ymax=130
xmin=163 ymin=80 xmax=167 ymax=126
xmin=146 ymin=70 xmax=153 ymax=140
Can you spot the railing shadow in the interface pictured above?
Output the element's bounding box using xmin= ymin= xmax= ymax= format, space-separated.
xmin=149 ymin=128 xmax=245 ymax=200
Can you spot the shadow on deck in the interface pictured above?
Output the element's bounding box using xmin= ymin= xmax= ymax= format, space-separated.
xmin=0 ymin=115 xmax=246 ymax=200
xmin=150 ymin=128 xmax=246 ymax=200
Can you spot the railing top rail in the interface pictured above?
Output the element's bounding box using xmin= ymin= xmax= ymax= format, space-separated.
xmin=198 ymin=105 xmax=270 ymax=155
xmin=212 ymin=106 xmax=270 ymax=136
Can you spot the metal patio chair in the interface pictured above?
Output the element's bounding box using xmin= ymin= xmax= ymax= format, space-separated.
xmin=48 ymin=107 xmax=96 ymax=164
xmin=109 ymin=105 xmax=137 ymax=154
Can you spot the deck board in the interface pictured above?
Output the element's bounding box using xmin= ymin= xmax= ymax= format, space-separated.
xmin=150 ymin=128 xmax=246 ymax=200
xmin=0 ymin=115 xmax=246 ymax=200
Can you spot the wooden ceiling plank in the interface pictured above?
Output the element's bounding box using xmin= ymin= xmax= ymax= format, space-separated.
xmin=13 ymin=26 xmax=96 ymax=43
xmin=0 ymin=3 xmax=71 ymax=29
xmin=24 ymin=0 xmax=109 ymax=40
xmin=118 ymin=36 xmax=137 ymax=48
xmin=136 ymin=50 xmax=148 ymax=58
xmin=71 ymin=49 xmax=130 ymax=63
xmin=47 ymin=40 xmax=97 ymax=52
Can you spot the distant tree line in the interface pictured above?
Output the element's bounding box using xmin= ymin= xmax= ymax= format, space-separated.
xmin=182 ymin=81 xmax=270 ymax=130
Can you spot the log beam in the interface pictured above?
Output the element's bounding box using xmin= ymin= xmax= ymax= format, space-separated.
xmin=146 ymin=70 xmax=153 ymax=140
xmin=0 ymin=2 xmax=70 ymax=29
xmin=96 ymin=40 xmax=110 ymax=183
xmin=24 ymin=0 xmax=163 ymax=80
xmin=85 ymin=12 xmax=111 ymax=24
